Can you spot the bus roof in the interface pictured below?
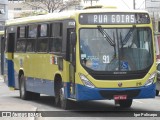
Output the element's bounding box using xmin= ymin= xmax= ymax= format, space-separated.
xmin=5 ymin=8 xmax=148 ymax=26
xmin=0 ymin=31 xmax=4 ymax=35
xmin=5 ymin=11 xmax=75 ymax=26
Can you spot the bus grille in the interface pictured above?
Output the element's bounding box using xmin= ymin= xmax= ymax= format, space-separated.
xmin=91 ymin=73 xmax=146 ymax=80
xmin=99 ymin=89 xmax=140 ymax=99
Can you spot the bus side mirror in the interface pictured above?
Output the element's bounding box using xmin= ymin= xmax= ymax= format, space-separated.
xmin=71 ymin=32 xmax=76 ymax=46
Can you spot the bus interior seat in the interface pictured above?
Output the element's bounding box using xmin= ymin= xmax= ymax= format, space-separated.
xmin=120 ymin=48 xmax=150 ymax=70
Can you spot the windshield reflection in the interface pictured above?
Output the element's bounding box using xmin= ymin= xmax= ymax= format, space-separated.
xmin=80 ymin=28 xmax=153 ymax=71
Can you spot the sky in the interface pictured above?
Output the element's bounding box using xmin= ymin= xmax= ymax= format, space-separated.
xmin=83 ymin=0 xmax=146 ymax=9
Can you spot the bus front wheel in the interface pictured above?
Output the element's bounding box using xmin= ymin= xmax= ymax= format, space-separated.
xmin=156 ymin=90 xmax=159 ymax=96
xmin=54 ymin=79 xmax=71 ymax=109
xmin=59 ymin=86 xmax=71 ymax=110
xmin=119 ymin=99 xmax=133 ymax=108
xmin=19 ymin=74 xmax=32 ymax=100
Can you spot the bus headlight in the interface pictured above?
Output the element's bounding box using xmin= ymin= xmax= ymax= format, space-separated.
xmin=79 ymin=73 xmax=95 ymax=88
xmin=144 ymin=72 xmax=156 ymax=86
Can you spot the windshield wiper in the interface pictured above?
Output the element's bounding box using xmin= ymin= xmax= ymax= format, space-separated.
xmin=97 ymin=26 xmax=115 ymax=46
xmin=122 ymin=27 xmax=136 ymax=45
xmin=97 ymin=25 xmax=117 ymax=59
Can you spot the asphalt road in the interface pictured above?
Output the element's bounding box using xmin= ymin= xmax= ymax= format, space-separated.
xmin=0 ymin=79 xmax=160 ymax=120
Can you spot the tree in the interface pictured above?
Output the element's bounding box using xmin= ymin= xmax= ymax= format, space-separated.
xmin=23 ymin=0 xmax=81 ymax=13
xmin=20 ymin=11 xmax=47 ymax=17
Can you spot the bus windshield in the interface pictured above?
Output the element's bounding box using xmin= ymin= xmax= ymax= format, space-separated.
xmin=80 ymin=27 xmax=153 ymax=71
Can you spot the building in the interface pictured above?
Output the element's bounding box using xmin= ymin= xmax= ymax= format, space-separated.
xmin=8 ymin=0 xmax=43 ymax=19
xmin=0 ymin=0 xmax=8 ymax=30
xmin=8 ymin=0 xmax=100 ymax=19
xmin=8 ymin=0 xmax=78 ymax=18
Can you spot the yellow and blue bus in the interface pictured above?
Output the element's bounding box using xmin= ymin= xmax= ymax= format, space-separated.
xmin=3 ymin=6 xmax=156 ymax=109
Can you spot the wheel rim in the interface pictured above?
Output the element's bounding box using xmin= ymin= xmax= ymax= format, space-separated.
xmin=20 ymin=75 xmax=25 ymax=97
xmin=60 ymin=88 xmax=64 ymax=101
xmin=60 ymin=87 xmax=65 ymax=108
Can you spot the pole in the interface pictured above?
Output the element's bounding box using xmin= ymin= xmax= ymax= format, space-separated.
xmin=133 ymin=0 xmax=136 ymax=9
xmin=91 ymin=0 xmax=92 ymax=6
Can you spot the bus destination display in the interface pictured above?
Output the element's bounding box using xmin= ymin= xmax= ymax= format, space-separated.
xmin=79 ymin=13 xmax=150 ymax=24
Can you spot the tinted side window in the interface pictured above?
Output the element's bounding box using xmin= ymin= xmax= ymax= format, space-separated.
xmin=26 ymin=25 xmax=37 ymax=52
xmin=26 ymin=39 xmax=35 ymax=52
xmin=19 ymin=26 xmax=25 ymax=38
xmin=37 ymin=24 xmax=49 ymax=52
xmin=16 ymin=26 xmax=26 ymax=52
xmin=16 ymin=40 xmax=26 ymax=52
xmin=52 ymin=23 xmax=62 ymax=37
xmin=49 ymin=23 xmax=62 ymax=52
xmin=28 ymin=25 xmax=37 ymax=38
xmin=40 ymin=24 xmax=48 ymax=37
xmin=49 ymin=38 xmax=62 ymax=52
xmin=37 ymin=39 xmax=48 ymax=52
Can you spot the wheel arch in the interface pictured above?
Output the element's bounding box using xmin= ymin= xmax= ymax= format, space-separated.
xmin=18 ymin=69 xmax=24 ymax=80
xmin=18 ymin=69 xmax=24 ymax=89
xmin=54 ymin=72 xmax=63 ymax=95
xmin=54 ymin=73 xmax=62 ymax=88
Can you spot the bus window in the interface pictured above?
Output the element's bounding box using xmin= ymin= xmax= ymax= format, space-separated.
xmin=16 ymin=40 xmax=26 ymax=52
xmin=28 ymin=25 xmax=37 ymax=38
xmin=49 ymin=23 xmax=62 ymax=52
xmin=36 ymin=24 xmax=49 ymax=52
xmin=19 ymin=26 xmax=25 ymax=38
xmin=49 ymin=38 xmax=61 ymax=52
xmin=26 ymin=39 xmax=35 ymax=52
xmin=37 ymin=39 xmax=48 ymax=52
xmin=52 ymin=23 xmax=62 ymax=37
xmin=40 ymin=24 xmax=48 ymax=37
xmin=16 ymin=26 xmax=26 ymax=52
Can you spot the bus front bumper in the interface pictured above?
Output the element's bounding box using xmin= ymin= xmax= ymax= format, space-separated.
xmin=74 ymin=84 xmax=156 ymax=101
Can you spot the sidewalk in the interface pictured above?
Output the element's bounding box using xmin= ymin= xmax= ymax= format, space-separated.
xmin=0 ymin=76 xmax=44 ymax=120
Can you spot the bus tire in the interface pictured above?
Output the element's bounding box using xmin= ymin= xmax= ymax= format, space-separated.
xmin=19 ymin=74 xmax=32 ymax=100
xmin=31 ymin=92 xmax=40 ymax=100
xmin=54 ymin=80 xmax=61 ymax=106
xmin=60 ymin=86 xmax=71 ymax=110
xmin=119 ymin=99 xmax=132 ymax=108
xmin=156 ymin=90 xmax=159 ymax=96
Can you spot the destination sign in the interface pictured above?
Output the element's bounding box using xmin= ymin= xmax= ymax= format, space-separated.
xmin=79 ymin=13 xmax=150 ymax=24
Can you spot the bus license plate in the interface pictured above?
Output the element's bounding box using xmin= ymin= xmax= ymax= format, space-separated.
xmin=114 ymin=95 xmax=127 ymax=100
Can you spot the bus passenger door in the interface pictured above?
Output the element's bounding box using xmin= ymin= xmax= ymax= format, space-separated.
xmin=68 ymin=29 xmax=76 ymax=98
xmin=7 ymin=33 xmax=15 ymax=88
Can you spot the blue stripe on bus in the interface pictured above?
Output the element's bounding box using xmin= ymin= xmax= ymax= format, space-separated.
xmin=14 ymin=75 xmax=156 ymax=101
xmin=75 ymin=84 xmax=156 ymax=101
xmin=64 ymin=82 xmax=71 ymax=98
xmin=25 ymin=77 xmax=55 ymax=96
xmin=7 ymin=60 xmax=15 ymax=87
xmin=25 ymin=78 xmax=71 ymax=98
xmin=26 ymin=79 xmax=71 ymax=98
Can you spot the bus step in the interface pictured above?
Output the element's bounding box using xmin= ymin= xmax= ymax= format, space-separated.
xmin=67 ymin=98 xmax=77 ymax=101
